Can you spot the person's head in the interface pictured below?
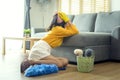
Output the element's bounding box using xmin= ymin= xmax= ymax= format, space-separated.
xmin=47 ymin=11 xmax=70 ymax=31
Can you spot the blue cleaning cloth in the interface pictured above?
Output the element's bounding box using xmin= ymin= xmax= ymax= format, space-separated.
xmin=24 ymin=64 xmax=59 ymax=77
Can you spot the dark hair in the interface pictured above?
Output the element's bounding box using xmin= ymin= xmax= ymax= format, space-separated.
xmin=47 ymin=14 xmax=66 ymax=31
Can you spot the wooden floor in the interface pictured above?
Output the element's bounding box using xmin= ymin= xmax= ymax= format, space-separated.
xmin=0 ymin=50 xmax=120 ymax=80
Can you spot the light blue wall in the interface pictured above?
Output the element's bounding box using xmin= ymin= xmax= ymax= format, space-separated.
xmin=111 ymin=0 xmax=120 ymax=11
xmin=30 ymin=0 xmax=57 ymax=28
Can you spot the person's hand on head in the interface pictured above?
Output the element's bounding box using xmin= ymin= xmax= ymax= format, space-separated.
xmin=57 ymin=11 xmax=70 ymax=23
xmin=65 ymin=21 xmax=72 ymax=27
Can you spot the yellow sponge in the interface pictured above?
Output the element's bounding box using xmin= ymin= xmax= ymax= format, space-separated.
xmin=58 ymin=11 xmax=69 ymax=22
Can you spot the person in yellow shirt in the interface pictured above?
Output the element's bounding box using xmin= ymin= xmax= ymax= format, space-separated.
xmin=21 ymin=11 xmax=79 ymax=73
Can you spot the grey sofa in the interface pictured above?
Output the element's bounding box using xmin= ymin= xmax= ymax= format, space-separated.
xmin=31 ymin=11 xmax=120 ymax=63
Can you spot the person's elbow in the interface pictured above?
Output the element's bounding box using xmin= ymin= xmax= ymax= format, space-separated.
xmin=73 ymin=30 xmax=79 ymax=35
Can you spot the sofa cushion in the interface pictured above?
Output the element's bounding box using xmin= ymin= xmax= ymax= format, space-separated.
xmin=67 ymin=15 xmax=74 ymax=22
xmin=72 ymin=13 xmax=97 ymax=32
xmin=95 ymin=11 xmax=120 ymax=33
xmin=62 ymin=32 xmax=111 ymax=47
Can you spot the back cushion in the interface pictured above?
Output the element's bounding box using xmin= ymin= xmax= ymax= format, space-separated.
xmin=95 ymin=11 xmax=120 ymax=33
xmin=73 ymin=13 xmax=97 ymax=32
xmin=67 ymin=15 xmax=74 ymax=22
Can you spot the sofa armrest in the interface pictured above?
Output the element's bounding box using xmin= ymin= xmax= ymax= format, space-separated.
xmin=31 ymin=27 xmax=46 ymax=36
xmin=111 ymin=26 xmax=120 ymax=39
xmin=111 ymin=26 xmax=120 ymax=60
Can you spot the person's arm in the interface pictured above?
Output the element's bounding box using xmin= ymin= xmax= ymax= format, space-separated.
xmin=51 ymin=23 xmax=79 ymax=37
xmin=65 ymin=22 xmax=79 ymax=34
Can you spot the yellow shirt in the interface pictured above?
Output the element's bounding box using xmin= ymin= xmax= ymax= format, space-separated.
xmin=42 ymin=24 xmax=79 ymax=48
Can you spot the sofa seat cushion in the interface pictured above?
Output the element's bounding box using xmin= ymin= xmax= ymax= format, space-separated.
xmin=62 ymin=32 xmax=111 ymax=47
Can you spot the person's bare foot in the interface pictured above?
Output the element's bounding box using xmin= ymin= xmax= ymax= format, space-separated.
xmin=20 ymin=59 xmax=31 ymax=73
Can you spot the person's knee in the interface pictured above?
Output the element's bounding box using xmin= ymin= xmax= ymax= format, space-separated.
xmin=55 ymin=60 xmax=64 ymax=67
xmin=57 ymin=62 xmax=64 ymax=67
xmin=63 ymin=58 xmax=69 ymax=66
xmin=58 ymin=63 xmax=64 ymax=67
xmin=58 ymin=58 xmax=68 ymax=67
xmin=57 ymin=57 xmax=69 ymax=66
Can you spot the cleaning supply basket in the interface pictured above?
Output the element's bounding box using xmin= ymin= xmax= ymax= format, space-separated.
xmin=77 ymin=54 xmax=95 ymax=72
